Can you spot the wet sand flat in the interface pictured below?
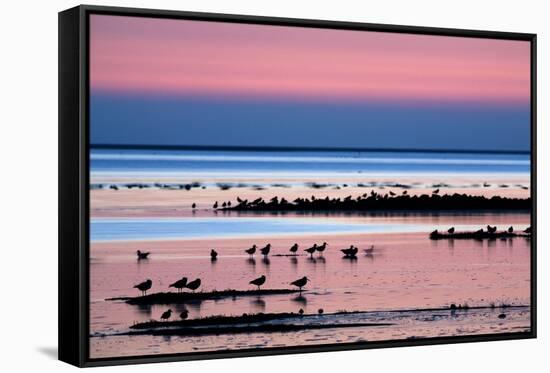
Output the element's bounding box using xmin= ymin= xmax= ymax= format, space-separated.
xmin=90 ymin=225 xmax=530 ymax=358
xmin=89 ymin=148 xmax=532 ymax=359
xmin=90 ymin=305 xmax=530 ymax=358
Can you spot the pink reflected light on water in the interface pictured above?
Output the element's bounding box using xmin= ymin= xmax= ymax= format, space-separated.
xmin=90 ymin=213 xmax=531 ymax=358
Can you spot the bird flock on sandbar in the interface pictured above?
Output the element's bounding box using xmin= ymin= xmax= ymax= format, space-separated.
xmin=431 ymin=225 xmax=531 ymax=236
xmin=130 ymin=220 xmax=529 ymax=324
xmin=133 ymin=241 xmax=376 ymax=295
xmin=132 ymin=241 xmax=377 ymax=321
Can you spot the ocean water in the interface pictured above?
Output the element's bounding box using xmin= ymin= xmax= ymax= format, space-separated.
xmin=90 ymin=148 xmax=530 ymax=179
xmin=90 ymin=216 xmax=527 ymax=242
xmin=89 ymin=147 xmax=532 ymax=358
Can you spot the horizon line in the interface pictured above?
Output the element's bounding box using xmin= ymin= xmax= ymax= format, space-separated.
xmin=90 ymin=143 xmax=530 ymax=155
xmin=90 ymin=88 xmax=531 ymax=108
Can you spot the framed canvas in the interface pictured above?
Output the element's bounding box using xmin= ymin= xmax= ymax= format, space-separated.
xmin=58 ymin=5 xmax=537 ymax=367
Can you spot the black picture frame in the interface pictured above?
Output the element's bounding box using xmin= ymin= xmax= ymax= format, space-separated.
xmin=59 ymin=4 xmax=537 ymax=367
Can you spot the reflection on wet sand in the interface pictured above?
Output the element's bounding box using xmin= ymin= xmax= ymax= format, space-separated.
xmin=90 ymin=213 xmax=531 ymax=358
xmin=292 ymin=294 xmax=308 ymax=306
xmin=251 ymin=297 xmax=266 ymax=312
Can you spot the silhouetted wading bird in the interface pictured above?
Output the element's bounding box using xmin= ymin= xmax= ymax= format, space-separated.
xmin=524 ymin=226 xmax=531 ymax=234
xmin=508 ymin=226 xmax=514 ymax=233
xmin=290 ymin=243 xmax=299 ymax=254
xmin=316 ymin=242 xmax=327 ymax=255
xmin=180 ymin=309 xmax=189 ymax=320
xmin=305 ymin=244 xmax=317 ymax=258
xmin=341 ymin=245 xmax=358 ymax=258
xmin=433 ymin=189 xmax=440 ymax=194
xmin=169 ymin=277 xmax=188 ymax=293
xmin=341 ymin=245 xmax=353 ymax=255
xmin=191 ymin=203 xmax=196 ymax=209
xmin=136 ymin=250 xmax=150 ymax=260
xmin=260 ymin=244 xmax=271 ymax=257
xmin=298 ymin=308 xmax=304 ymax=316
xmin=476 ymin=228 xmax=484 ymax=234
xmin=447 ymin=227 xmax=455 ymax=234
xmin=213 ymin=201 xmax=218 ymax=209
xmin=210 ymin=249 xmax=218 ymax=260
xmin=245 ymin=244 xmax=257 ymax=256
xmin=487 ymin=225 xmax=497 ymax=233
xmin=318 ymin=308 xmax=324 ymax=315
xmin=364 ymin=245 xmax=374 ymax=255
xmin=389 ymin=191 xmax=396 ymax=196
xmin=160 ymin=309 xmax=172 ymax=321
xmin=134 ymin=279 xmax=152 ymax=296
xmin=291 ymin=276 xmax=310 ymax=291
xmin=249 ymin=275 xmax=266 ymax=290
xmin=186 ymin=278 xmax=201 ymax=292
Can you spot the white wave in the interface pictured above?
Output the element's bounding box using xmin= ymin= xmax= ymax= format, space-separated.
xmin=91 ymin=152 xmax=529 ymax=166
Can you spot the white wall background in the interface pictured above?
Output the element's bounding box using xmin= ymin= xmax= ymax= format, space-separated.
xmin=0 ymin=0 xmax=547 ymax=370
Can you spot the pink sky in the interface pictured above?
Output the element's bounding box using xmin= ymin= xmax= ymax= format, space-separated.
xmin=90 ymin=15 xmax=530 ymax=104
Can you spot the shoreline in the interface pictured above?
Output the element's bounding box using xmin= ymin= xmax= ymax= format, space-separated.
xmin=130 ymin=304 xmax=529 ymax=329
xmin=222 ymin=193 xmax=531 ymax=213
xmin=120 ymin=322 xmax=394 ymax=337
xmin=109 ymin=289 xmax=304 ymax=305
xmin=95 ymin=305 xmax=530 ymax=338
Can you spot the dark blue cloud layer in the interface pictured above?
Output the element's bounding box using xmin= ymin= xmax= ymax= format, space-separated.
xmin=90 ymin=93 xmax=530 ymax=152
